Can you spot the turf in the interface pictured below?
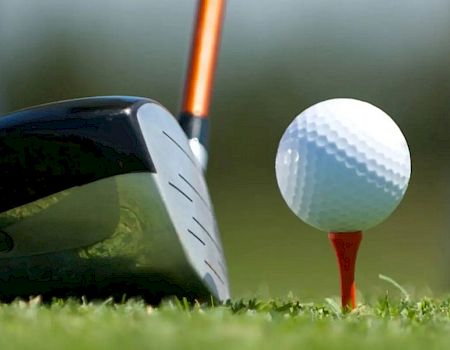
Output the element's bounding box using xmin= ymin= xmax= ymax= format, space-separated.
xmin=0 ymin=294 xmax=449 ymax=350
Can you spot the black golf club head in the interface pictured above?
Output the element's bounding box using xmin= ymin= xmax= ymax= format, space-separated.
xmin=0 ymin=96 xmax=229 ymax=302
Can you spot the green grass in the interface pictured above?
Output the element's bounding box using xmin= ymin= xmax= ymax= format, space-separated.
xmin=0 ymin=294 xmax=450 ymax=350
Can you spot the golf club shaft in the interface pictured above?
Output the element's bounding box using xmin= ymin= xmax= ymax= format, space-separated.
xmin=179 ymin=0 xmax=226 ymax=168
xmin=328 ymin=232 xmax=363 ymax=310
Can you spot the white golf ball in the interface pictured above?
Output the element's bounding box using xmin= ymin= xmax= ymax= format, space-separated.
xmin=275 ymin=98 xmax=411 ymax=232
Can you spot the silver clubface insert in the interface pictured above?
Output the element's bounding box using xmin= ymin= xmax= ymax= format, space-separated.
xmin=137 ymin=103 xmax=229 ymax=300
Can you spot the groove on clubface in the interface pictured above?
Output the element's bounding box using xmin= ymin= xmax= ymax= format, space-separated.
xmin=178 ymin=173 xmax=212 ymax=212
xmin=204 ymin=259 xmax=225 ymax=285
xmin=162 ymin=131 xmax=196 ymax=165
xmin=168 ymin=182 xmax=193 ymax=202
xmin=187 ymin=229 xmax=206 ymax=246
xmin=193 ymin=216 xmax=222 ymax=253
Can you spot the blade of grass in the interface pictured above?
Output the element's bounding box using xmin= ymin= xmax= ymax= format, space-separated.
xmin=379 ymin=274 xmax=410 ymax=301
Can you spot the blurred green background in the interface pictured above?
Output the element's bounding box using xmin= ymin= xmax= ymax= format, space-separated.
xmin=0 ymin=0 xmax=449 ymax=301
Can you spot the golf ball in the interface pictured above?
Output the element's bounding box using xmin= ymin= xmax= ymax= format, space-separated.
xmin=275 ymin=98 xmax=411 ymax=232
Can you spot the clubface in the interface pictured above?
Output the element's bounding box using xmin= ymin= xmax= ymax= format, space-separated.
xmin=0 ymin=96 xmax=230 ymax=302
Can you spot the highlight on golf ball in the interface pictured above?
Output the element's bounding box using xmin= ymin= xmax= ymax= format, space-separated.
xmin=275 ymin=98 xmax=411 ymax=232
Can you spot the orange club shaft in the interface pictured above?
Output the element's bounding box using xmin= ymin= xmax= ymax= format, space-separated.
xmin=328 ymin=231 xmax=363 ymax=310
xmin=181 ymin=0 xmax=225 ymax=119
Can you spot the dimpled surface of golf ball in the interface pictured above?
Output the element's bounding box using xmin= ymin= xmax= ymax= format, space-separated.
xmin=275 ymin=98 xmax=411 ymax=232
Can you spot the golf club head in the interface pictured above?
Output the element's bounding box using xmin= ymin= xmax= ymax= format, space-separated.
xmin=0 ymin=96 xmax=230 ymax=302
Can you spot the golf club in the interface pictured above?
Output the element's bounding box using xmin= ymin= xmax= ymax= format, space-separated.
xmin=0 ymin=0 xmax=229 ymax=302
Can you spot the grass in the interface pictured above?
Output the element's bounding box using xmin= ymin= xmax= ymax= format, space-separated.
xmin=0 ymin=293 xmax=450 ymax=350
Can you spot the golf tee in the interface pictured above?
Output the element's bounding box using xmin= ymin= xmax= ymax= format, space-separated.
xmin=328 ymin=231 xmax=363 ymax=310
